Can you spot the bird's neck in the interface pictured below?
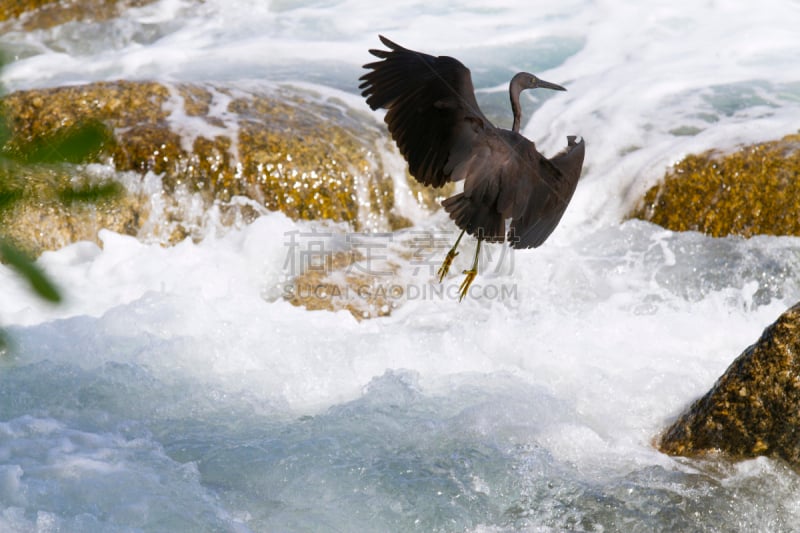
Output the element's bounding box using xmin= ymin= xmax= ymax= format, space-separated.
xmin=510 ymin=84 xmax=522 ymax=133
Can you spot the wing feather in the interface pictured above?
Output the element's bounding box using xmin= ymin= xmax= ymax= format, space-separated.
xmin=359 ymin=35 xmax=492 ymax=187
xmin=508 ymin=136 xmax=586 ymax=248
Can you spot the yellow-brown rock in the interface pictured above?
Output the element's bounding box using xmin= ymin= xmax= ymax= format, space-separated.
xmin=0 ymin=80 xmax=406 ymax=255
xmin=0 ymin=0 xmax=157 ymax=29
xmin=629 ymin=133 xmax=800 ymax=237
xmin=0 ymin=0 xmax=57 ymax=21
xmin=659 ymin=302 xmax=800 ymax=466
xmin=0 ymin=160 xmax=148 ymax=257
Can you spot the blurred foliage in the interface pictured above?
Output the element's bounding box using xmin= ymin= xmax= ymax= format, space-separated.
xmin=0 ymin=187 xmax=22 ymax=210
xmin=57 ymin=179 xmax=123 ymax=204
xmin=0 ymin=239 xmax=61 ymax=303
xmin=3 ymin=119 xmax=113 ymax=165
xmin=0 ymin=49 xmax=118 ymax=352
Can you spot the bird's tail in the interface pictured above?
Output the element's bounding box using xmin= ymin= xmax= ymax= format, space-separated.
xmin=441 ymin=193 xmax=505 ymax=242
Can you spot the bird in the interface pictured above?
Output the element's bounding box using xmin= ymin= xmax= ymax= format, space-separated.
xmin=359 ymin=36 xmax=585 ymax=301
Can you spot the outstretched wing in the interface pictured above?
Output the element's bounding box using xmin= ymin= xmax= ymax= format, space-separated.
xmin=508 ymin=136 xmax=586 ymax=249
xmin=359 ymin=35 xmax=493 ymax=188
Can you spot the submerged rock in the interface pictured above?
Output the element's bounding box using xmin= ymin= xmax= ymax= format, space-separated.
xmin=629 ymin=133 xmax=800 ymax=237
xmin=275 ymin=228 xmax=515 ymax=320
xmin=659 ymin=302 xmax=800 ymax=466
xmin=281 ymin=248 xmax=402 ymax=321
xmin=0 ymin=80 xmax=409 ymax=255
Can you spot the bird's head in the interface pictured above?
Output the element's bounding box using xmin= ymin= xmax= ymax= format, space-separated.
xmin=508 ymin=73 xmax=567 ymax=132
xmin=512 ymin=72 xmax=566 ymax=92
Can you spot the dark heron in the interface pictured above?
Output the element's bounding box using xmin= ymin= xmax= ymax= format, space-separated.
xmin=359 ymin=36 xmax=585 ymax=301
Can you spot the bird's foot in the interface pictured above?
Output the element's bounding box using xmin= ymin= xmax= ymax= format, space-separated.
xmin=458 ymin=269 xmax=477 ymax=302
xmin=437 ymin=249 xmax=459 ymax=282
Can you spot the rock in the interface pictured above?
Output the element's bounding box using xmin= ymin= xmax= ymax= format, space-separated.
xmin=0 ymin=165 xmax=149 ymax=257
xmin=0 ymin=80 xmax=411 ymax=255
xmin=273 ymin=225 xmax=411 ymax=320
xmin=0 ymin=0 xmax=157 ymax=30
xmin=0 ymin=0 xmax=57 ymax=22
xmin=659 ymin=302 xmax=800 ymax=466
xmin=629 ymin=133 xmax=800 ymax=237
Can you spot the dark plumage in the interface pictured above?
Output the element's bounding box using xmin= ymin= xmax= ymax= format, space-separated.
xmin=359 ymin=35 xmax=585 ymax=299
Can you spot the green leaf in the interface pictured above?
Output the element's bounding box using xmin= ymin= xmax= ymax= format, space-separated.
xmin=0 ymin=49 xmax=8 ymax=96
xmin=0 ymin=116 xmax=10 ymax=150
xmin=0 ymin=187 xmax=23 ymax=211
xmin=12 ymin=120 xmax=113 ymax=165
xmin=0 ymin=240 xmax=61 ymax=303
xmin=58 ymin=180 xmax=123 ymax=204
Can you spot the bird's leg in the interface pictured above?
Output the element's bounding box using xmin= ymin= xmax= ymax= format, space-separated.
xmin=458 ymin=238 xmax=481 ymax=302
xmin=437 ymin=229 xmax=466 ymax=282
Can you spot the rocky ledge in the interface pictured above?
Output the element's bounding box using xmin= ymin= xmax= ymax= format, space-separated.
xmin=0 ymin=80 xmax=410 ymax=256
xmin=629 ymin=133 xmax=800 ymax=237
xmin=659 ymin=302 xmax=800 ymax=467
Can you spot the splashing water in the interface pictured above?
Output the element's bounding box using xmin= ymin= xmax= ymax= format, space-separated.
xmin=2 ymin=0 xmax=800 ymax=531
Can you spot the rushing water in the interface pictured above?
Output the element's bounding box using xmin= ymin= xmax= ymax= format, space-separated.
xmin=3 ymin=1 xmax=800 ymax=531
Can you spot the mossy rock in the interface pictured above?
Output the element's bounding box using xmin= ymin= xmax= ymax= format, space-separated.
xmin=0 ymin=0 xmax=57 ymax=22
xmin=659 ymin=302 xmax=800 ymax=467
xmin=0 ymin=0 xmax=157 ymax=29
xmin=629 ymin=133 xmax=800 ymax=237
xmin=0 ymin=80 xmax=409 ymax=255
xmin=0 ymin=164 xmax=147 ymax=257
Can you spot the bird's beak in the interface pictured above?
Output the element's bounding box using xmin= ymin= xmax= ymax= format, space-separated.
xmin=536 ymin=78 xmax=567 ymax=91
